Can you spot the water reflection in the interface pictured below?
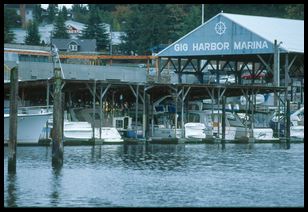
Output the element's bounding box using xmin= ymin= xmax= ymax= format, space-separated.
xmin=4 ymin=143 xmax=303 ymax=207
xmin=50 ymin=166 xmax=63 ymax=206
xmin=6 ymin=173 xmax=17 ymax=207
xmin=118 ymin=144 xmax=189 ymax=171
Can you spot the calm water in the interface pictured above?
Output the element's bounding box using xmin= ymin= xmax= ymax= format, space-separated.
xmin=4 ymin=143 xmax=304 ymax=207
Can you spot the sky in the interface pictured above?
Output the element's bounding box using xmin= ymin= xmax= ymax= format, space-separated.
xmin=41 ymin=4 xmax=73 ymax=10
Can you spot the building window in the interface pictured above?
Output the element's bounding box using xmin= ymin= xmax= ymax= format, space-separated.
xmin=69 ymin=44 xmax=78 ymax=51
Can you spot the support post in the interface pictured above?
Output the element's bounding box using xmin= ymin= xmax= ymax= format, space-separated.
xmin=142 ymin=86 xmax=146 ymax=138
xmin=175 ymin=87 xmax=178 ymax=138
xmin=286 ymin=99 xmax=291 ymax=149
xmin=284 ymin=53 xmax=289 ymax=87
xmin=52 ymin=68 xmax=63 ymax=168
xmin=273 ymin=40 xmax=278 ymax=87
xmin=221 ymin=96 xmax=226 ymax=144
xmin=249 ymin=91 xmax=255 ymax=143
xmin=145 ymin=94 xmax=150 ymax=139
xmin=181 ymin=87 xmax=185 ymax=138
xmin=99 ymin=85 xmax=103 ymax=139
xmin=92 ymin=80 xmax=96 ymax=141
xmin=8 ymin=66 xmax=18 ymax=173
xmin=135 ymin=85 xmax=139 ymax=139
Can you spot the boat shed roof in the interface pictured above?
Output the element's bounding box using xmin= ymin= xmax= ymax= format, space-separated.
xmin=157 ymin=12 xmax=304 ymax=57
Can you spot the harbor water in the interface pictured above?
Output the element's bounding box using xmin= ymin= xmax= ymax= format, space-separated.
xmin=4 ymin=143 xmax=304 ymax=207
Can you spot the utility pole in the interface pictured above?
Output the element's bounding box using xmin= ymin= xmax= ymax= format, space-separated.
xmin=202 ymin=4 xmax=204 ymax=24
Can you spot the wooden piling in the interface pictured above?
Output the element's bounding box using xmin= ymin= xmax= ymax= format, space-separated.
xmin=286 ymin=99 xmax=291 ymax=149
xmin=8 ymin=66 xmax=18 ymax=173
xmin=135 ymin=85 xmax=139 ymax=139
xmin=52 ymin=67 xmax=63 ymax=167
xmin=221 ymin=96 xmax=226 ymax=144
xmin=92 ymin=80 xmax=96 ymax=142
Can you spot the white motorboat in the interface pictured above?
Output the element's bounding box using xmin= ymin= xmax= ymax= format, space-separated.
xmin=290 ymin=107 xmax=304 ymax=141
xmin=63 ymin=121 xmax=123 ymax=143
xmin=269 ymin=107 xmax=304 ymax=141
xmin=188 ymin=101 xmax=277 ymax=142
xmin=152 ymin=125 xmax=183 ymax=139
xmin=4 ymin=106 xmax=52 ymax=144
xmin=187 ymin=109 xmax=237 ymax=140
xmin=184 ymin=122 xmax=206 ymax=139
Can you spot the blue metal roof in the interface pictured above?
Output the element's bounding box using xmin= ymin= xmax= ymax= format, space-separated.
xmin=157 ymin=12 xmax=304 ymax=57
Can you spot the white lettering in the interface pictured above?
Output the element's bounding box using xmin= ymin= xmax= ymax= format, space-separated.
xmin=262 ymin=41 xmax=268 ymax=48
xmin=224 ymin=42 xmax=229 ymax=50
xmin=234 ymin=41 xmax=241 ymax=50
xmin=199 ymin=43 xmax=204 ymax=51
xmin=204 ymin=43 xmax=210 ymax=51
xmin=234 ymin=41 xmax=269 ymax=50
xmin=247 ymin=41 xmax=253 ymax=49
xmin=256 ymin=41 xmax=262 ymax=49
xmin=174 ymin=43 xmax=188 ymax=51
xmin=217 ymin=42 xmax=223 ymax=50
xmin=192 ymin=42 xmax=230 ymax=51
xmin=192 ymin=43 xmax=199 ymax=51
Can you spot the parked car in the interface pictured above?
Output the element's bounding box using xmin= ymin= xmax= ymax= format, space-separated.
xmin=219 ymin=75 xmax=235 ymax=84
xmin=241 ymin=70 xmax=267 ymax=80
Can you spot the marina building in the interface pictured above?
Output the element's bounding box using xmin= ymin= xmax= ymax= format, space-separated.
xmin=4 ymin=12 xmax=304 ymax=144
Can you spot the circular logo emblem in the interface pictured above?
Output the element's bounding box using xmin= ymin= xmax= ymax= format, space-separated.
xmin=215 ymin=21 xmax=226 ymax=35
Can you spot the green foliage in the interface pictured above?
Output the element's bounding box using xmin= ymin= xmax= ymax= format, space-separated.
xmin=182 ymin=5 xmax=202 ymax=34
xmin=284 ymin=4 xmax=304 ymax=19
xmin=53 ymin=14 xmax=70 ymax=39
xmin=80 ymin=8 xmax=110 ymax=51
xmin=4 ymin=8 xmax=21 ymax=28
xmin=47 ymin=4 xmax=58 ymax=23
xmin=33 ymin=4 xmax=43 ymax=23
xmin=4 ymin=8 xmax=18 ymax=43
xmin=71 ymin=4 xmax=89 ymax=23
xmin=61 ymin=6 xmax=68 ymax=21
xmin=4 ymin=25 xmax=15 ymax=43
xmin=24 ymin=21 xmax=41 ymax=45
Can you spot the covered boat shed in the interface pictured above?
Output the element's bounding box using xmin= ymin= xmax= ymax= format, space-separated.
xmin=152 ymin=12 xmax=304 ymax=140
xmin=156 ymin=12 xmax=303 ymax=86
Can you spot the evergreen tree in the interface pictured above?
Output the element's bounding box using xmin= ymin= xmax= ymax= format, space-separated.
xmin=62 ymin=6 xmax=68 ymax=21
xmin=4 ymin=24 xmax=15 ymax=43
xmin=33 ymin=4 xmax=43 ymax=23
xmin=24 ymin=21 xmax=41 ymax=45
xmin=4 ymin=8 xmax=16 ymax=43
xmin=182 ymin=5 xmax=202 ymax=35
xmin=80 ymin=7 xmax=110 ymax=51
xmin=72 ymin=4 xmax=88 ymax=23
xmin=166 ymin=4 xmax=186 ymax=42
xmin=47 ymin=4 xmax=58 ymax=23
xmin=52 ymin=13 xmax=70 ymax=39
xmin=285 ymin=4 xmax=304 ymax=19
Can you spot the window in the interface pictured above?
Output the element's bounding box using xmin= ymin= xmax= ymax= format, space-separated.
xmin=69 ymin=43 xmax=78 ymax=51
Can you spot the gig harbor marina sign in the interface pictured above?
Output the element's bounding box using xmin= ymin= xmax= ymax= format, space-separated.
xmin=158 ymin=13 xmax=277 ymax=57
xmin=174 ymin=40 xmax=269 ymax=52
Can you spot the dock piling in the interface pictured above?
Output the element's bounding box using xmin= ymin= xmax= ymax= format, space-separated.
xmin=52 ymin=67 xmax=63 ymax=167
xmin=221 ymin=96 xmax=226 ymax=144
xmin=8 ymin=66 xmax=18 ymax=173
xmin=286 ymin=99 xmax=291 ymax=149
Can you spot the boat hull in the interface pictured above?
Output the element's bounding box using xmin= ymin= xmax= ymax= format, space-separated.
xmin=4 ymin=113 xmax=52 ymax=144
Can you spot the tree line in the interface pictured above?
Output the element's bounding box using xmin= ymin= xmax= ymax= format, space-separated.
xmin=4 ymin=4 xmax=304 ymax=54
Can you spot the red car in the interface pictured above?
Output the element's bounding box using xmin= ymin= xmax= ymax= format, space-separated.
xmin=241 ymin=71 xmax=267 ymax=80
